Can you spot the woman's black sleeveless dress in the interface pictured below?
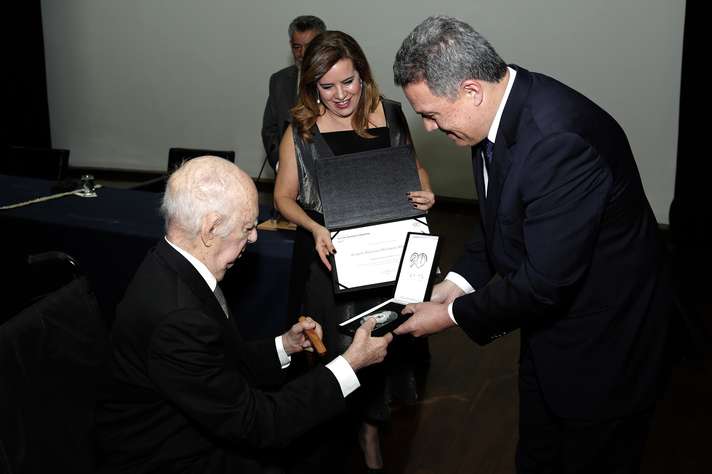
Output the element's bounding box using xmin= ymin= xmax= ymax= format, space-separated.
xmin=288 ymin=100 xmax=419 ymax=424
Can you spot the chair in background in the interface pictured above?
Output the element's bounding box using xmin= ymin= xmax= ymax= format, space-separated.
xmin=4 ymin=251 xmax=85 ymax=325
xmin=0 ymin=252 xmax=109 ymax=474
xmin=3 ymin=146 xmax=70 ymax=181
xmin=130 ymin=147 xmax=235 ymax=192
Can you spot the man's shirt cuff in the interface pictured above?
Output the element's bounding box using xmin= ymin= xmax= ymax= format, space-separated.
xmin=446 ymin=272 xmax=475 ymax=294
xmin=447 ymin=302 xmax=459 ymax=326
xmin=326 ymin=355 xmax=360 ymax=397
xmin=445 ymin=272 xmax=476 ymax=326
xmin=275 ymin=336 xmax=291 ymax=369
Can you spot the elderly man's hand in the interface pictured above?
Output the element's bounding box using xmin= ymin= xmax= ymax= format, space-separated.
xmin=342 ymin=318 xmax=393 ymax=371
xmin=429 ymin=280 xmax=465 ymax=304
xmin=281 ymin=316 xmax=323 ymax=354
xmin=394 ymin=301 xmax=455 ymax=337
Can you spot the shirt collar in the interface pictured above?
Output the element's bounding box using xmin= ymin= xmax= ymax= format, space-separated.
xmin=487 ymin=66 xmax=517 ymax=143
xmin=164 ymin=236 xmax=217 ymax=292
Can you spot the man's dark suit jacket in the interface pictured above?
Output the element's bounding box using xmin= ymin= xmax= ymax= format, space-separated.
xmin=262 ymin=64 xmax=298 ymax=171
xmin=96 ymin=239 xmax=346 ymax=473
xmin=451 ymin=66 xmax=671 ymax=420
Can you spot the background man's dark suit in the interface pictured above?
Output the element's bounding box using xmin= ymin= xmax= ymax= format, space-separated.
xmin=451 ymin=66 xmax=671 ymax=462
xmin=262 ymin=64 xmax=298 ymax=171
xmin=97 ymin=239 xmax=346 ymax=473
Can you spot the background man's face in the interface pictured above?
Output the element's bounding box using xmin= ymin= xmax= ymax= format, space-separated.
xmin=291 ymin=29 xmax=319 ymax=67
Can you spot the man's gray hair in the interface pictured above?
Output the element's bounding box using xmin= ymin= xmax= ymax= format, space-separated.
xmin=161 ymin=156 xmax=246 ymax=239
xmin=393 ymin=15 xmax=507 ymax=99
xmin=288 ymin=15 xmax=326 ymax=38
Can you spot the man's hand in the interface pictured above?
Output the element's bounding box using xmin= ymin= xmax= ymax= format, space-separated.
xmin=429 ymin=280 xmax=465 ymax=304
xmin=342 ymin=318 xmax=393 ymax=371
xmin=394 ymin=302 xmax=455 ymax=337
xmin=281 ymin=316 xmax=323 ymax=354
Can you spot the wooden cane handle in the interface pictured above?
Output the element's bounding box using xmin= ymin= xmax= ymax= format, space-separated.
xmin=299 ymin=316 xmax=327 ymax=355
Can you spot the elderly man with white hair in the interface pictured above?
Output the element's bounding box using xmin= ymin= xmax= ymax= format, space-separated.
xmin=96 ymin=156 xmax=392 ymax=474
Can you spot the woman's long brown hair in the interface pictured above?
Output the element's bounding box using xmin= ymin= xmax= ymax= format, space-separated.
xmin=291 ymin=31 xmax=381 ymax=141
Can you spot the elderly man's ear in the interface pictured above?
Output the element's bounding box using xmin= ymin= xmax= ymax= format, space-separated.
xmin=200 ymin=213 xmax=223 ymax=247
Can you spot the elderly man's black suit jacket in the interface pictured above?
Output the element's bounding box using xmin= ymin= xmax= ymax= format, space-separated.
xmin=451 ymin=66 xmax=671 ymax=420
xmin=96 ymin=239 xmax=345 ymax=473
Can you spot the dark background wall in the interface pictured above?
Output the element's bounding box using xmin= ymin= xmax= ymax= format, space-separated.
xmin=670 ymin=2 xmax=708 ymax=293
xmin=6 ymin=1 xmax=51 ymax=150
xmin=37 ymin=1 xmax=684 ymax=223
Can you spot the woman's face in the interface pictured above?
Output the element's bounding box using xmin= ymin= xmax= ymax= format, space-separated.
xmin=316 ymin=58 xmax=362 ymax=119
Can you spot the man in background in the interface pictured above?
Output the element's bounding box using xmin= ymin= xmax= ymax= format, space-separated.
xmin=261 ymin=15 xmax=326 ymax=173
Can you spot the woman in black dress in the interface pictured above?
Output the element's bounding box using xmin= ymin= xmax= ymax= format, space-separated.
xmin=274 ymin=31 xmax=434 ymax=473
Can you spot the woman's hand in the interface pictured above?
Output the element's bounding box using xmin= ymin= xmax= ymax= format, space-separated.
xmin=312 ymin=225 xmax=336 ymax=271
xmin=408 ymin=190 xmax=435 ymax=211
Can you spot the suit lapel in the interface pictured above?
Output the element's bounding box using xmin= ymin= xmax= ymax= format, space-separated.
xmin=286 ymin=65 xmax=299 ymax=103
xmin=481 ymin=65 xmax=532 ymax=240
xmin=155 ymin=240 xmax=236 ymax=331
xmin=483 ymin=140 xmax=513 ymax=240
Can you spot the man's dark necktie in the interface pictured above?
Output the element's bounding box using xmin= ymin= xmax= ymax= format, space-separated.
xmin=482 ymin=139 xmax=494 ymax=174
xmin=214 ymin=285 xmax=230 ymax=318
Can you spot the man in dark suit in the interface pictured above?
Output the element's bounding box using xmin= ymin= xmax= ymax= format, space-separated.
xmin=393 ymin=16 xmax=671 ymax=473
xmin=261 ymin=15 xmax=326 ymax=173
xmin=96 ymin=156 xmax=392 ymax=473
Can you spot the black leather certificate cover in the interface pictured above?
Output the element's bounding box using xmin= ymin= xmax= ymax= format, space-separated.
xmin=316 ymin=145 xmax=425 ymax=230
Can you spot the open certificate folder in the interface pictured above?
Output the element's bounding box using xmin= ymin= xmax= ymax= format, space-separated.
xmin=330 ymin=218 xmax=428 ymax=292
xmin=317 ymin=145 xmax=429 ymax=293
xmin=339 ymin=232 xmax=440 ymax=337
